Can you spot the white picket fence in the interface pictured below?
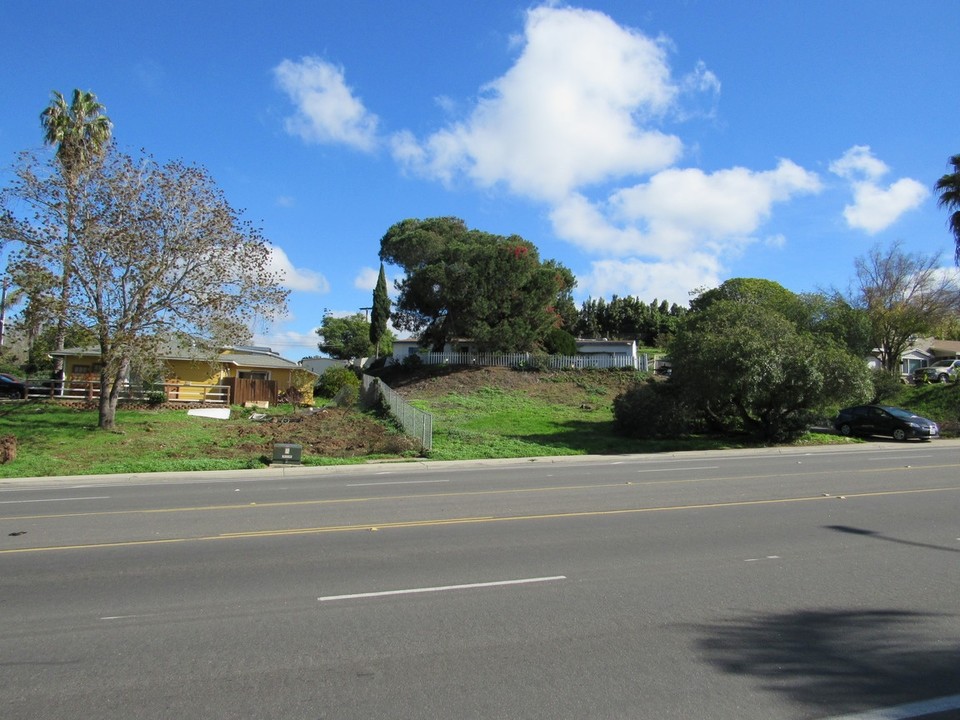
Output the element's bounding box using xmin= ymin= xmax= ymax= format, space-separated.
xmin=392 ymin=351 xmax=665 ymax=372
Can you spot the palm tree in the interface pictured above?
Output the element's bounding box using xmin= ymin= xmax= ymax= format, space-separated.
xmin=40 ymin=89 xmax=112 ymax=175
xmin=39 ymin=90 xmax=112 ymax=379
xmin=934 ymin=154 xmax=960 ymax=265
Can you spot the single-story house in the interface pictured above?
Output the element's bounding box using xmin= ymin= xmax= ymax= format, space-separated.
xmin=891 ymin=337 xmax=960 ymax=376
xmin=573 ymin=338 xmax=638 ymax=359
xmin=300 ymin=356 xmax=350 ymax=376
xmin=48 ymin=340 xmax=317 ymax=405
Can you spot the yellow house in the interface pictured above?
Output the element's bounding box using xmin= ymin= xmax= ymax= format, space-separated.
xmin=49 ymin=342 xmax=317 ymax=406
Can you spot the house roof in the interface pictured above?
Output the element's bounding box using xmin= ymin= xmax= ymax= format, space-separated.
xmin=51 ymin=341 xmax=315 ymax=374
xmin=218 ymin=351 xmax=311 ymax=371
xmin=926 ymin=339 xmax=960 ymax=356
xmin=902 ymin=337 xmax=960 ymax=358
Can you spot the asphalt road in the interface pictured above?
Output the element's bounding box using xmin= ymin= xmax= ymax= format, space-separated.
xmin=2 ymin=442 xmax=959 ymax=719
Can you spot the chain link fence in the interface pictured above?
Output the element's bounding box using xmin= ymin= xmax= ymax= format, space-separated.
xmin=362 ymin=375 xmax=433 ymax=452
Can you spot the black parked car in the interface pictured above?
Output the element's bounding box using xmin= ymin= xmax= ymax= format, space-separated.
xmin=0 ymin=373 xmax=27 ymax=400
xmin=833 ymin=405 xmax=939 ymax=441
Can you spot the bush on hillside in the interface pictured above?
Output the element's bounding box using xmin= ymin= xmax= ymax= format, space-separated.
xmin=613 ymin=380 xmax=696 ymax=438
xmin=315 ymin=366 xmax=360 ymax=399
xmin=869 ymin=368 xmax=904 ymax=404
xmin=542 ymin=327 xmax=578 ymax=356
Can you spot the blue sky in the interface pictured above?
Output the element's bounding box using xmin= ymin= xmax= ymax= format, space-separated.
xmin=2 ymin=1 xmax=957 ymax=360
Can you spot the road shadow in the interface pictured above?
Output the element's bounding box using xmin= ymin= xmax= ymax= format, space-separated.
xmin=692 ymin=608 xmax=960 ymax=717
xmin=825 ymin=525 xmax=960 ymax=554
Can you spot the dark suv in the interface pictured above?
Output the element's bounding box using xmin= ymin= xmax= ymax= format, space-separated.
xmin=834 ymin=405 xmax=938 ymax=441
xmin=0 ymin=373 xmax=27 ymax=399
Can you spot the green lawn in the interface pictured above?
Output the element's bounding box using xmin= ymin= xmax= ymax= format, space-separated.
xmin=0 ymin=403 xmax=262 ymax=477
xmin=0 ymin=372 xmax=955 ymax=478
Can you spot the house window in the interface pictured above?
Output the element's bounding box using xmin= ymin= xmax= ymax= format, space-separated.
xmin=239 ymin=371 xmax=269 ymax=381
xmin=901 ymin=358 xmax=925 ymax=375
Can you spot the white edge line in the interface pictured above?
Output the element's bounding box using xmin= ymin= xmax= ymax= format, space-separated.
xmin=821 ymin=693 xmax=960 ymax=720
xmin=319 ymin=575 xmax=566 ymax=602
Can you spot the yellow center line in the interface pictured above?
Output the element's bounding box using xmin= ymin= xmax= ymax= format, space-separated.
xmin=3 ymin=462 xmax=958 ymax=522
xmin=1 ymin=485 xmax=956 ymax=555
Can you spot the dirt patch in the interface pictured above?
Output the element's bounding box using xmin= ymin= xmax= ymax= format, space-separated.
xmin=220 ymin=407 xmax=421 ymax=459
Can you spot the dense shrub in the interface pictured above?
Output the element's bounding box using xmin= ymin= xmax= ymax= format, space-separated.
xmin=401 ymin=354 xmax=423 ymax=369
xmin=145 ymin=390 xmax=166 ymax=406
xmin=869 ymin=368 xmax=904 ymax=404
xmin=315 ymin=366 xmax=360 ymax=399
xmin=365 ymin=355 xmax=389 ymax=372
xmin=612 ymin=380 xmax=696 ymax=438
xmin=542 ymin=327 xmax=578 ymax=356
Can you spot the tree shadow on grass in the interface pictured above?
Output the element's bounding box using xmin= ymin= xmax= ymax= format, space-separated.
xmin=505 ymin=418 xmax=741 ymax=455
xmin=693 ymin=608 xmax=960 ymax=717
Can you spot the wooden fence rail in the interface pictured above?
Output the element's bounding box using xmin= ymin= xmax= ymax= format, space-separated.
xmin=27 ymin=381 xmax=231 ymax=404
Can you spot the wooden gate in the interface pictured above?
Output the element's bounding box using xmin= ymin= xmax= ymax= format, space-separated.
xmin=223 ymin=378 xmax=278 ymax=406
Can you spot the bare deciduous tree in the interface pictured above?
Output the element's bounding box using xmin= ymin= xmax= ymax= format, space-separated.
xmin=1 ymin=147 xmax=288 ymax=429
xmin=853 ymin=240 xmax=960 ymax=372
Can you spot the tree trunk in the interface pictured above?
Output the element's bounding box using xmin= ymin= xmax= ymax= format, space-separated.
xmin=97 ymin=358 xmax=129 ymax=431
xmin=97 ymin=375 xmax=117 ymax=431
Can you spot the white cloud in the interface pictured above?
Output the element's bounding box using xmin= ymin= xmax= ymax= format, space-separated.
xmin=253 ymin=328 xmax=321 ymax=359
xmin=550 ymin=159 xmax=821 ymax=259
xmin=269 ymin=246 xmax=330 ymax=292
xmin=382 ymin=5 xmax=826 ymax=295
xmin=577 ymin=255 xmax=722 ymax=304
xmin=353 ymin=266 xmax=379 ymax=291
xmin=829 ymin=145 xmax=889 ymax=181
xmin=391 ymin=5 xmax=687 ymax=200
xmin=842 ymin=179 xmax=929 ymax=234
xmin=354 ymin=266 xmax=400 ymax=300
xmin=274 ymin=56 xmax=379 ymax=152
xmin=830 ymin=145 xmax=928 ymax=234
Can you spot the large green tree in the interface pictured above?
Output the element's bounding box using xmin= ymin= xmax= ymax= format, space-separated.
xmin=573 ymin=295 xmax=686 ymax=346
xmin=379 ymin=217 xmax=575 ymax=352
xmin=667 ymin=300 xmax=870 ymax=441
xmin=369 ymin=263 xmax=390 ymax=358
xmin=1 ymin=146 xmax=288 ymax=430
xmin=38 ymin=89 xmax=113 ymax=379
xmin=935 ymin=154 xmax=960 ymax=264
xmin=689 ymin=277 xmax=810 ymax=327
xmin=800 ymin=292 xmax=873 ymax=357
xmin=318 ymin=312 xmax=393 ymax=360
